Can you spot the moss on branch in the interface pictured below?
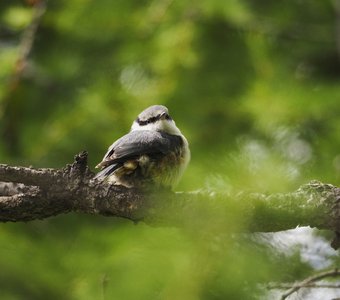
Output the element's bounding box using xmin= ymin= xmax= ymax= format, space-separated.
xmin=0 ymin=152 xmax=340 ymax=248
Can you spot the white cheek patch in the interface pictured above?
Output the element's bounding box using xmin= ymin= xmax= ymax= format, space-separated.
xmin=131 ymin=120 xmax=182 ymax=136
xmin=131 ymin=122 xmax=159 ymax=131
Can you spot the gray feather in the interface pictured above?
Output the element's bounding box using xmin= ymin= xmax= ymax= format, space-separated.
xmin=98 ymin=130 xmax=182 ymax=169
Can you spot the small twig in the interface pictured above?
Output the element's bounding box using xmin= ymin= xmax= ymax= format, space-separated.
xmin=101 ymin=274 xmax=109 ymax=300
xmin=1 ymin=0 xmax=47 ymax=155
xmin=13 ymin=0 xmax=47 ymax=86
xmin=268 ymin=282 xmax=340 ymax=290
xmin=333 ymin=0 xmax=340 ymax=61
xmin=281 ymin=269 xmax=340 ymax=300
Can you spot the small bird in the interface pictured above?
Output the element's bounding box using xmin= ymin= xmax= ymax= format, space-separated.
xmin=94 ymin=105 xmax=190 ymax=189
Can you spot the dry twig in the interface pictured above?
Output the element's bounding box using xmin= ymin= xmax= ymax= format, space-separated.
xmin=280 ymin=269 xmax=340 ymax=300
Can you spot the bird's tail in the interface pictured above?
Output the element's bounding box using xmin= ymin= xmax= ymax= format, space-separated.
xmin=93 ymin=164 xmax=120 ymax=180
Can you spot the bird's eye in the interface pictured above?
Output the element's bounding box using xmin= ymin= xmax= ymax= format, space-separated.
xmin=162 ymin=113 xmax=172 ymax=120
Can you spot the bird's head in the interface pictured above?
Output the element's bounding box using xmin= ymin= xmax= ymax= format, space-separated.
xmin=131 ymin=105 xmax=181 ymax=135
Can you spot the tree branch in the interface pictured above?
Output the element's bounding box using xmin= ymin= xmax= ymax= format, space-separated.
xmin=268 ymin=283 xmax=340 ymax=290
xmin=1 ymin=0 xmax=47 ymax=155
xmin=280 ymin=269 xmax=340 ymax=300
xmin=1 ymin=151 xmax=340 ymax=249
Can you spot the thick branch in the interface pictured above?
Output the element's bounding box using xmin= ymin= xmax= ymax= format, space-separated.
xmin=0 ymin=165 xmax=64 ymax=187
xmin=0 ymin=152 xmax=340 ymax=247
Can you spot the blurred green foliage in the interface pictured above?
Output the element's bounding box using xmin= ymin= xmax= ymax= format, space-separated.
xmin=1 ymin=0 xmax=340 ymax=299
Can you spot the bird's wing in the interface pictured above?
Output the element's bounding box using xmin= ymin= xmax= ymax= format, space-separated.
xmin=96 ymin=130 xmax=182 ymax=169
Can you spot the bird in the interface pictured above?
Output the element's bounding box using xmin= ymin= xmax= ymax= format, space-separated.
xmin=94 ymin=105 xmax=190 ymax=189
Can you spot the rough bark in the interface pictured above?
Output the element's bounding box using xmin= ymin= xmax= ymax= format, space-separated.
xmin=1 ymin=152 xmax=340 ymax=248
